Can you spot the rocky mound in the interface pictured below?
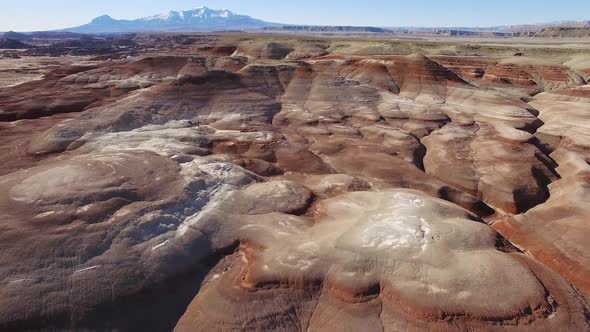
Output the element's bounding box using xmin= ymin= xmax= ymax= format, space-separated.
xmin=1 ymin=31 xmax=30 ymax=41
xmin=0 ymin=38 xmax=31 ymax=49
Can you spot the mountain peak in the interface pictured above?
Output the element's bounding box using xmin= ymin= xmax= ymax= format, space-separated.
xmin=140 ymin=6 xmax=236 ymax=21
xmin=191 ymin=6 xmax=234 ymax=18
xmin=91 ymin=15 xmax=116 ymax=24
xmin=218 ymin=9 xmax=234 ymax=18
xmin=67 ymin=7 xmax=274 ymax=33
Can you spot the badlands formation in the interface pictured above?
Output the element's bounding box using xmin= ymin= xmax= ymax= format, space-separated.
xmin=0 ymin=34 xmax=589 ymax=331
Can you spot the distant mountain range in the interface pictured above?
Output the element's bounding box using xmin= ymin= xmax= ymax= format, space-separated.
xmin=1 ymin=6 xmax=588 ymax=36
xmin=64 ymin=6 xmax=279 ymax=33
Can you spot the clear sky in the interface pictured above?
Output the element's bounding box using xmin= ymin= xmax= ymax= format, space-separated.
xmin=1 ymin=0 xmax=589 ymax=31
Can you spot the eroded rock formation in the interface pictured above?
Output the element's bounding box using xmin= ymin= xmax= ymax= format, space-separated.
xmin=0 ymin=34 xmax=589 ymax=331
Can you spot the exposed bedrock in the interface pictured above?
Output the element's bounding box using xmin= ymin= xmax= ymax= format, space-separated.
xmin=495 ymin=85 xmax=590 ymax=296
xmin=175 ymin=190 xmax=589 ymax=331
xmin=0 ymin=44 xmax=589 ymax=331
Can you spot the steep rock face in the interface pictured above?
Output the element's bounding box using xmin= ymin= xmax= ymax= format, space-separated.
xmin=0 ymin=37 xmax=589 ymax=331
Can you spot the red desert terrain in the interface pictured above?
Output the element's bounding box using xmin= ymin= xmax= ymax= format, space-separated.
xmin=0 ymin=34 xmax=589 ymax=331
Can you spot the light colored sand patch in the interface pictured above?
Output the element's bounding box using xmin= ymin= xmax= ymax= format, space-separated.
xmin=151 ymin=239 xmax=170 ymax=251
xmin=73 ymin=265 xmax=101 ymax=274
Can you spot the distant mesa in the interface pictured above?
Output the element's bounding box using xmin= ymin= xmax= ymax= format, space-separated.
xmin=531 ymin=26 xmax=590 ymax=37
xmin=266 ymin=26 xmax=390 ymax=33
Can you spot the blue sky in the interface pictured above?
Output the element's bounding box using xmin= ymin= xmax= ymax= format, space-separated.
xmin=1 ymin=0 xmax=589 ymax=31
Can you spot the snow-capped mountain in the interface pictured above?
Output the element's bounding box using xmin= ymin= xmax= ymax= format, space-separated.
xmin=65 ymin=6 xmax=278 ymax=33
xmin=140 ymin=7 xmax=236 ymax=22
